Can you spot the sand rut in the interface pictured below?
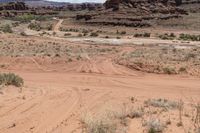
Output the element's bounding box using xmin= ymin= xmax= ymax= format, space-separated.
xmin=75 ymin=57 xmax=139 ymax=76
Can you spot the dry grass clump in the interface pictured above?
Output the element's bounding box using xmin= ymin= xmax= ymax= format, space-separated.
xmin=81 ymin=103 xmax=138 ymax=133
xmin=0 ymin=73 xmax=24 ymax=87
xmin=117 ymin=46 xmax=200 ymax=76
xmin=144 ymin=99 xmax=178 ymax=109
xmin=81 ymin=112 xmax=117 ymax=133
xmin=145 ymin=118 xmax=166 ymax=133
xmin=127 ymin=107 xmax=144 ymax=119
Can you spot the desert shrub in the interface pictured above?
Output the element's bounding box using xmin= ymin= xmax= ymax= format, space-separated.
xmin=169 ymin=33 xmax=176 ymax=38
xmin=20 ymin=31 xmax=27 ymax=36
xmin=163 ymin=67 xmax=176 ymax=74
xmin=116 ymin=36 xmax=121 ymax=39
xmin=134 ymin=33 xmax=151 ymax=38
xmin=81 ymin=113 xmax=116 ymax=133
xmin=127 ymin=108 xmax=144 ymax=118
xmin=116 ymin=30 xmax=126 ymax=35
xmin=13 ymin=14 xmax=36 ymax=23
xmin=83 ymin=33 xmax=88 ymax=36
xmin=78 ymin=33 xmax=83 ymax=37
xmin=90 ymin=32 xmax=99 ymax=37
xmin=82 ymin=29 xmax=89 ymax=34
xmin=144 ymin=33 xmax=151 ymax=37
xmin=12 ymin=14 xmax=52 ymax=23
xmin=12 ymin=22 xmax=19 ymax=27
xmin=146 ymin=119 xmax=165 ymax=133
xmin=179 ymin=67 xmax=186 ymax=72
xmin=179 ymin=33 xmax=200 ymax=41
xmin=97 ymin=30 xmax=103 ymax=33
xmin=64 ymin=33 xmax=71 ymax=36
xmin=0 ymin=73 xmax=24 ymax=87
xmin=185 ymin=53 xmax=196 ymax=61
xmin=145 ymin=99 xmax=178 ymax=109
xmin=105 ymin=36 xmax=109 ymax=38
xmin=52 ymin=32 xmax=56 ymax=36
xmin=46 ymin=24 xmax=53 ymax=31
xmin=134 ymin=33 xmax=143 ymax=38
xmin=1 ymin=24 xmax=13 ymax=33
xmin=159 ymin=33 xmax=176 ymax=40
xmin=68 ymin=28 xmax=79 ymax=32
xmin=159 ymin=34 xmax=169 ymax=40
xmin=120 ymin=31 xmax=126 ymax=35
xmin=28 ymin=22 xmax=41 ymax=31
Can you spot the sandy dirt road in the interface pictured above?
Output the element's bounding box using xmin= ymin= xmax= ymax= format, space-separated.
xmin=53 ymin=19 xmax=63 ymax=32
xmin=0 ymin=70 xmax=199 ymax=133
xmin=0 ymin=33 xmax=200 ymax=133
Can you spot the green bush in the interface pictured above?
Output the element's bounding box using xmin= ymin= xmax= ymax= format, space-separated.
xmin=159 ymin=33 xmax=176 ymax=40
xmin=144 ymin=33 xmax=151 ymax=37
xmin=46 ymin=24 xmax=53 ymax=31
xmin=134 ymin=33 xmax=151 ymax=38
xmin=163 ymin=67 xmax=176 ymax=74
xmin=28 ymin=22 xmax=41 ymax=31
xmin=169 ymin=33 xmax=176 ymax=38
xmin=134 ymin=33 xmax=143 ymax=38
xmin=179 ymin=34 xmax=200 ymax=41
xmin=0 ymin=73 xmax=24 ymax=87
xmin=12 ymin=14 xmax=52 ymax=23
xmin=13 ymin=14 xmax=36 ymax=23
xmin=1 ymin=24 xmax=13 ymax=33
xmin=90 ymin=32 xmax=99 ymax=37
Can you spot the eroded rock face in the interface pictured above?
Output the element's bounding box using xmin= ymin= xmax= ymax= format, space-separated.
xmin=76 ymin=0 xmax=187 ymax=27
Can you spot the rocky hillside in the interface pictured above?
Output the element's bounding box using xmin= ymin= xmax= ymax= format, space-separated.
xmin=76 ymin=0 xmax=188 ymax=27
xmin=0 ymin=2 xmax=58 ymax=17
xmin=0 ymin=2 xmax=28 ymax=11
xmin=0 ymin=0 xmax=103 ymax=10
xmin=0 ymin=1 xmax=103 ymax=18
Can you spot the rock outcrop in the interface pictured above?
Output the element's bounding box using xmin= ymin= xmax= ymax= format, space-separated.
xmin=0 ymin=2 xmax=59 ymax=17
xmin=76 ymin=0 xmax=188 ymax=27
